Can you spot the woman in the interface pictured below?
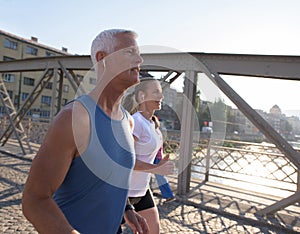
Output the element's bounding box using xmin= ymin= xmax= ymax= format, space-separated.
xmin=123 ymin=76 xmax=174 ymax=234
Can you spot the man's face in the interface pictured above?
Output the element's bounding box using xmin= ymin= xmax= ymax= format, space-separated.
xmin=102 ymin=33 xmax=143 ymax=88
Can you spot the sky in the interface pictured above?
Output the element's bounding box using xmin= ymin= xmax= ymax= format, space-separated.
xmin=1 ymin=0 xmax=300 ymax=116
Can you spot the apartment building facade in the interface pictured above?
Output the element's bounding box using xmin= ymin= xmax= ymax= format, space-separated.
xmin=0 ymin=29 xmax=91 ymax=119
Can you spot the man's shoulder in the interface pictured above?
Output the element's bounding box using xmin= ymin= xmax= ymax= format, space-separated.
xmin=53 ymin=102 xmax=89 ymax=127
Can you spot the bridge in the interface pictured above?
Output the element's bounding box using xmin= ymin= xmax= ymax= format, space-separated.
xmin=1 ymin=52 xmax=300 ymax=232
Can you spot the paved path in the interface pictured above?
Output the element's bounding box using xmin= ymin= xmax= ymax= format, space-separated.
xmin=1 ymin=144 xmax=299 ymax=233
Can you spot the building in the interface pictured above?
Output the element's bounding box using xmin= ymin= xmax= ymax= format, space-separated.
xmin=287 ymin=116 xmax=300 ymax=135
xmin=0 ymin=29 xmax=90 ymax=119
xmin=157 ymin=83 xmax=179 ymax=129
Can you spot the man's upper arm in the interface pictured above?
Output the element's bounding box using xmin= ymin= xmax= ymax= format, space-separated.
xmin=24 ymin=108 xmax=78 ymax=198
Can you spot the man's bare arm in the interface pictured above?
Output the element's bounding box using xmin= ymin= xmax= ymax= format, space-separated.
xmin=22 ymin=106 xmax=86 ymax=234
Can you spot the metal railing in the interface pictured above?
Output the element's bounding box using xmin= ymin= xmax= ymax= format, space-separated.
xmin=0 ymin=116 xmax=50 ymax=144
xmin=1 ymin=117 xmax=298 ymax=198
xmin=163 ymin=133 xmax=299 ymax=198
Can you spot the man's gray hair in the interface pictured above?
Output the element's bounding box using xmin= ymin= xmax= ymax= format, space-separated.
xmin=90 ymin=29 xmax=138 ymax=66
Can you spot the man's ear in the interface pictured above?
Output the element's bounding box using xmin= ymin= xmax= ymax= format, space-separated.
xmin=138 ymin=91 xmax=145 ymax=102
xmin=95 ymin=51 xmax=106 ymax=62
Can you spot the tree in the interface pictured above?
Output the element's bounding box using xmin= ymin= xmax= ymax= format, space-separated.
xmin=209 ymin=99 xmax=227 ymax=133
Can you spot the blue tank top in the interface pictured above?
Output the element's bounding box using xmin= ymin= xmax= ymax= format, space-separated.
xmin=53 ymin=95 xmax=135 ymax=234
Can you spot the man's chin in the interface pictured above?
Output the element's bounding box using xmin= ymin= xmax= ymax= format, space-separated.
xmin=123 ymin=78 xmax=139 ymax=89
xmin=130 ymin=76 xmax=140 ymax=85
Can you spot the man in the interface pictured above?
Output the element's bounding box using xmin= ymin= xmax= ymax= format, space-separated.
xmin=22 ymin=29 xmax=148 ymax=234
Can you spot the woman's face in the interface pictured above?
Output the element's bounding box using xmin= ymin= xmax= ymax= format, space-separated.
xmin=143 ymin=80 xmax=164 ymax=111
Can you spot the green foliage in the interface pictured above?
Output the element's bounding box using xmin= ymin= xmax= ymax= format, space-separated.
xmin=208 ymin=99 xmax=227 ymax=132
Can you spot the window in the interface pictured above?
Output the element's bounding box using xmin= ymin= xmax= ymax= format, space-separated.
xmin=40 ymin=110 xmax=50 ymax=118
xmin=22 ymin=92 xmax=29 ymax=101
xmin=76 ymin=75 xmax=84 ymax=82
xmin=45 ymin=51 xmax=56 ymax=57
xmin=43 ymin=81 xmax=52 ymax=89
xmin=3 ymin=56 xmax=15 ymax=61
xmin=4 ymin=38 xmax=18 ymax=50
xmin=62 ymin=98 xmax=68 ymax=106
xmin=26 ymin=46 xmax=38 ymax=55
xmin=41 ymin=95 xmax=51 ymax=105
xmin=14 ymin=95 xmax=19 ymax=106
xmin=23 ymin=77 xmax=35 ymax=86
xmin=0 ymin=106 xmax=5 ymax=114
xmin=89 ymin=77 xmax=97 ymax=85
xmin=63 ymin=84 xmax=69 ymax=93
xmin=7 ymin=90 xmax=13 ymax=99
xmin=2 ymin=73 xmax=15 ymax=82
xmin=26 ymin=109 xmax=32 ymax=116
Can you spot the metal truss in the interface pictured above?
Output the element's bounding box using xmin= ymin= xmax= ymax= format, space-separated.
xmin=0 ymin=76 xmax=32 ymax=154
xmin=0 ymin=53 xmax=300 ymax=215
xmin=0 ymin=57 xmax=88 ymax=154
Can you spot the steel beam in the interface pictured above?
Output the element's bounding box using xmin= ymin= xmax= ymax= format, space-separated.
xmin=141 ymin=53 xmax=300 ymax=80
xmin=1 ymin=53 xmax=300 ymax=81
xmin=177 ymin=71 xmax=197 ymax=195
xmin=0 ymin=55 xmax=92 ymax=72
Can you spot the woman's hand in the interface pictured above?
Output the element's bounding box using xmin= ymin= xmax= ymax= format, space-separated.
xmin=154 ymin=154 xmax=175 ymax=175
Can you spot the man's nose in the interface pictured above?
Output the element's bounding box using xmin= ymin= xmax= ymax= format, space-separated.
xmin=136 ymin=54 xmax=144 ymax=64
